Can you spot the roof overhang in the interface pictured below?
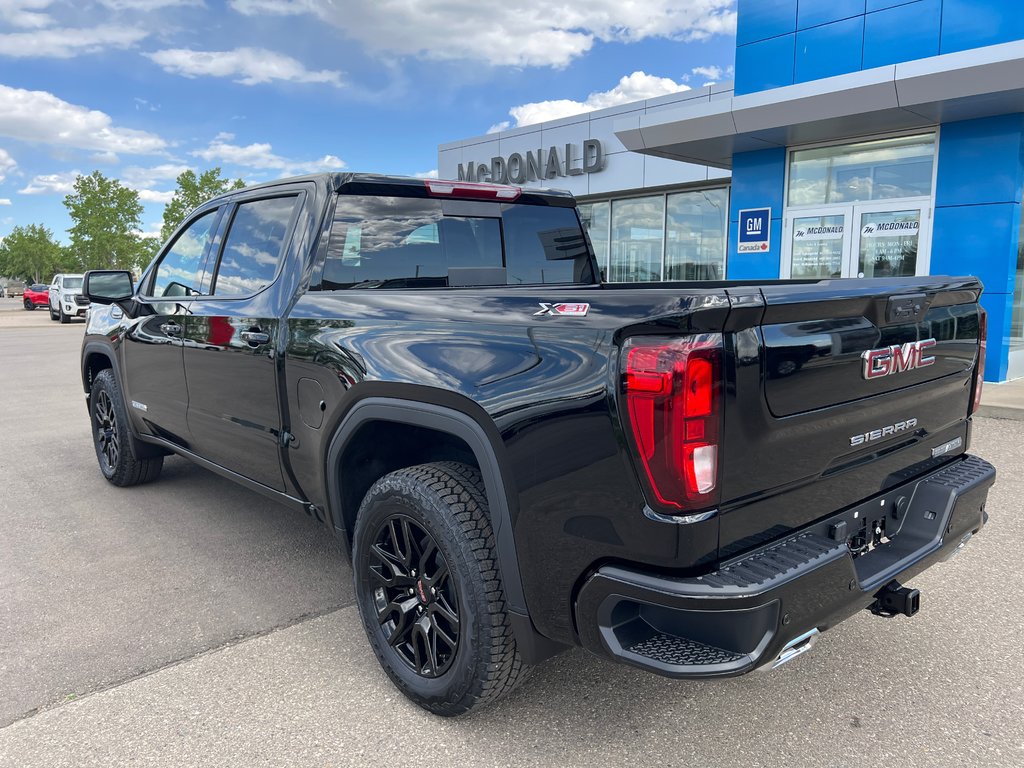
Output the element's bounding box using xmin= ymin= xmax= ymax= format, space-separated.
xmin=615 ymin=40 xmax=1024 ymax=169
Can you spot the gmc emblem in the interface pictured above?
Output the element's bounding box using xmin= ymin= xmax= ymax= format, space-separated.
xmin=861 ymin=339 xmax=937 ymax=380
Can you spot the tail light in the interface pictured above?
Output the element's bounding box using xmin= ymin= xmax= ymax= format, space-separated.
xmin=972 ymin=307 xmax=987 ymax=414
xmin=621 ymin=334 xmax=723 ymax=512
xmin=425 ymin=179 xmax=521 ymax=200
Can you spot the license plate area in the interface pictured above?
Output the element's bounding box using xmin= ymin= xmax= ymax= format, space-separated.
xmin=817 ymin=468 xmax=955 ymax=588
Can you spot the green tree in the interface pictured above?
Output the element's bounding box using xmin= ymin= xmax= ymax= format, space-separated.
xmin=63 ymin=171 xmax=147 ymax=271
xmin=0 ymin=224 xmax=69 ymax=283
xmin=160 ymin=168 xmax=245 ymax=242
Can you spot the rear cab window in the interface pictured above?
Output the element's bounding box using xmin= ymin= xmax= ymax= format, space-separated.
xmin=311 ymin=195 xmax=595 ymax=290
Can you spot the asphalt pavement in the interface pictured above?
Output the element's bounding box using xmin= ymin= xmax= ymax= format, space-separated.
xmin=1 ymin=298 xmax=1022 ymax=767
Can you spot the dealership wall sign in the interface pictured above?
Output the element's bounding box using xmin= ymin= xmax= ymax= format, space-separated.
xmin=458 ymin=139 xmax=605 ymax=184
xmin=861 ymin=220 xmax=919 ymax=237
xmin=793 ymin=224 xmax=844 ymax=240
xmin=737 ymin=207 xmax=771 ymax=253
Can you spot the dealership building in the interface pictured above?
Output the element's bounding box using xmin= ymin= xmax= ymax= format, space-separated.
xmin=439 ymin=0 xmax=1024 ymax=382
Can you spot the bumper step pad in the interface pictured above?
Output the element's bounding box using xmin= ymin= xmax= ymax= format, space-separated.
xmin=626 ymin=634 xmax=744 ymax=667
xmin=680 ymin=533 xmax=844 ymax=594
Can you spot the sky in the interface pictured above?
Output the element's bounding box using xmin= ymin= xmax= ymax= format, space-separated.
xmin=0 ymin=0 xmax=737 ymax=245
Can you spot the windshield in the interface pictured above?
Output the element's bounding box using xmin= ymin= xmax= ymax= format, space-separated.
xmin=62 ymin=277 xmax=83 ymax=290
xmin=31 ymin=285 xmax=47 ymax=292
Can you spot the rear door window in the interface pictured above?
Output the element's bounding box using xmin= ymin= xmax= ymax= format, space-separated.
xmin=211 ymin=196 xmax=299 ymax=296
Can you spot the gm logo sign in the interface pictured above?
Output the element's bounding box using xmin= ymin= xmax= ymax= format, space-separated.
xmin=738 ymin=208 xmax=771 ymax=253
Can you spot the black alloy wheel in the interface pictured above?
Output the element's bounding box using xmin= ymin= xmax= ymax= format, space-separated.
xmin=368 ymin=514 xmax=460 ymax=678
xmin=89 ymin=369 xmax=163 ymax=486
xmin=352 ymin=462 xmax=530 ymax=716
xmin=23 ymin=298 xmax=33 ymax=311
xmin=94 ymin=389 xmax=120 ymax=474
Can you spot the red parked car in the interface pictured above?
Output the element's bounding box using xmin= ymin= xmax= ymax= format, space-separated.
xmin=22 ymin=284 xmax=49 ymax=310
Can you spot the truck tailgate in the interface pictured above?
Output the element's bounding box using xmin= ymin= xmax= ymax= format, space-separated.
xmin=718 ymin=277 xmax=983 ymax=557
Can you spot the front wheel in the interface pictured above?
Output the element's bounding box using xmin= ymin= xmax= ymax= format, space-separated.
xmin=23 ymin=298 xmax=34 ymax=311
xmin=90 ymin=370 xmax=163 ymax=486
xmin=352 ymin=462 xmax=529 ymax=716
xmin=59 ymin=305 xmax=69 ymax=323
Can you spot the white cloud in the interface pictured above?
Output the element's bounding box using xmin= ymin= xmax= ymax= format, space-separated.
xmin=146 ymin=47 xmax=343 ymax=87
xmin=414 ymin=169 xmax=438 ymax=179
xmin=191 ymin=134 xmax=344 ymax=175
xmin=0 ymin=148 xmax=15 ymax=182
xmin=0 ymin=84 xmax=167 ymax=155
xmin=690 ymin=64 xmax=733 ymax=85
xmin=229 ymin=0 xmax=310 ymax=15
xmin=136 ymin=188 xmax=174 ymax=203
xmin=121 ymin=162 xmax=189 ymax=187
xmin=231 ymin=0 xmax=736 ymax=68
xmin=691 ymin=65 xmax=723 ymax=80
xmin=487 ymin=121 xmax=510 ymax=135
xmin=502 ymin=71 xmax=691 ymax=128
xmin=0 ymin=25 xmax=148 ymax=58
xmin=0 ymin=198 xmax=11 ymax=205
xmin=0 ymin=0 xmax=54 ymax=29
xmin=90 ymin=151 xmax=120 ymax=164
xmin=19 ymin=171 xmax=79 ymax=195
xmin=98 ymin=0 xmax=202 ymax=8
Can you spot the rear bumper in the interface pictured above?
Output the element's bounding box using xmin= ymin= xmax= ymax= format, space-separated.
xmin=574 ymin=455 xmax=994 ymax=678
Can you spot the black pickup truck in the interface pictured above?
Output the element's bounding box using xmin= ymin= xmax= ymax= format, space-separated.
xmin=80 ymin=173 xmax=995 ymax=716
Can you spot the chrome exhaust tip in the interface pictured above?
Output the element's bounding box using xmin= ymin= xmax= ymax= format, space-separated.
xmin=763 ymin=628 xmax=820 ymax=671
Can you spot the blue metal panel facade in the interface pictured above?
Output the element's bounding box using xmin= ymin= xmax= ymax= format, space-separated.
xmin=940 ymin=0 xmax=1024 ymax=54
xmin=931 ymin=116 xmax=1024 ymax=381
xmin=736 ymin=0 xmax=1024 ymax=95
xmin=727 ymin=149 xmax=787 ymax=279
xmin=794 ymin=16 xmax=865 ymax=83
xmin=797 ymin=0 xmax=866 ymax=31
xmin=862 ymin=0 xmax=941 ymax=69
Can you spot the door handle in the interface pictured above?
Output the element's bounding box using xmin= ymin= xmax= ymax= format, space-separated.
xmin=160 ymin=322 xmax=182 ymax=336
xmin=241 ymin=330 xmax=270 ymax=346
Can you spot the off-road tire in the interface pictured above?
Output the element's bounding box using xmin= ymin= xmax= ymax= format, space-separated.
xmin=90 ymin=369 xmax=163 ymax=486
xmin=353 ymin=461 xmax=529 ymax=716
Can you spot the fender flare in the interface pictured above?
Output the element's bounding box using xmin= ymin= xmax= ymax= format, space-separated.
xmin=324 ymin=396 xmax=528 ymax=616
xmin=81 ymin=340 xmax=122 ymax=396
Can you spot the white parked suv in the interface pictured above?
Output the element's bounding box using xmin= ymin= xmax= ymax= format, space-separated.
xmin=48 ymin=273 xmax=86 ymax=323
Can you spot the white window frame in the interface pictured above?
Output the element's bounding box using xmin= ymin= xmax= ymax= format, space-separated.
xmin=781 ymin=129 xmax=940 ymax=279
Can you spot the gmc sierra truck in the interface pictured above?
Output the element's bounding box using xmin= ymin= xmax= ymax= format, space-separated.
xmin=80 ymin=173 xmax=995 ymax=716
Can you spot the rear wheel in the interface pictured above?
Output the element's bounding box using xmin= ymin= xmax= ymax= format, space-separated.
xmin=353 ymin=462 xmax=529 ymax=716
xmin=90 ymin=369 xmax=163 ymax=486
xmin=23 ymin=298 xmax=34 ymax=311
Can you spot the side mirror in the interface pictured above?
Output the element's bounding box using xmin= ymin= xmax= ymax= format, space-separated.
xmin=84 ymin=270 xmax=134 ymax=304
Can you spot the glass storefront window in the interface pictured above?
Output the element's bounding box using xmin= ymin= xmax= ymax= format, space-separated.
xmin=1009 ymin=211 xmax=1024 ymax=379
xmin=577 ymin=201 xmax=609 ymax=277
xmin=665 ymin=189 xmax=728 ymax=281
xmin=788 ymin=134 xmax=936 ymax=206
xmin=610 ymin=196 xmax=665 ymax=282
xmin=857 ymin=209 xmax=920 ymax=277
xmin=790 ymin=214 xmax=845 ymax=278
